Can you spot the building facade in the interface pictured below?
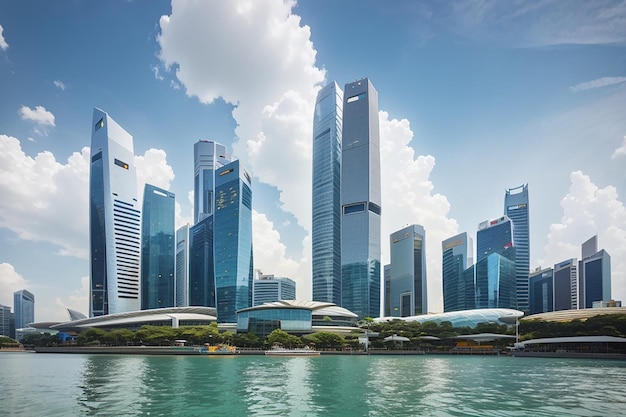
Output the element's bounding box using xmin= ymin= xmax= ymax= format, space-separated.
xmin=312 ymin=81 xmax=343 ymax=305
xmin=383 ymin=264 xmax=391 ymax=317
xmin=442 ymin=232 xmax=475 ymax=312
xmin=554 ymin=258 xmax=577 ymax=311
xmin=475 ymin=216 xmax=517 ymax=309
xmin=253 ymin=272 xmax=296 ymax=306
xmin=340 ymin=78 xmax=381 ymax=319
xmin=388 ymin=225 xmax=427 ymax=317
xmin=194 ymin=140 xmax=231 ymax=223
xmin=529 ymin=268 xmax=554 ymax=315
xmin=214 ymin=160 xmax=253 ymax=323
xmin=578 ymin=236 xmax=611 ymax=309
xmin=188 ymin=216 xmax=215 ymax=307
xmin=504 ymin=184 xmax=530 ymax=311
xmin=89 ymin=108 xmax=141 ymax=316
xmin=141 ymin=184 xmax=175 ymax=310
xmin=175 ymin=224 xmax=190 ymax=307
xmin=13 ymin=289 xmax=34 ymax=330
xmin=0 ymin=304 xmax=15 ymax=338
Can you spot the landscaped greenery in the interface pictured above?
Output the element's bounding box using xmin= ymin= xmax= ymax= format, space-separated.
xmin=0 ymin=335 xmax=20 ymax=348
xmin=519 ymin=314 xmax=626 ymax=339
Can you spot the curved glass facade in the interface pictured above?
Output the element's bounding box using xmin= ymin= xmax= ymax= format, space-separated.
xmin=312 ymin=82 xmax=343 ymax=305
xmin=377 ymin=308 xmax=523 ymax=328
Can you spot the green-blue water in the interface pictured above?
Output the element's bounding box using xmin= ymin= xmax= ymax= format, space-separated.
xmin=1 ymin=352 xmax=625 ymax=416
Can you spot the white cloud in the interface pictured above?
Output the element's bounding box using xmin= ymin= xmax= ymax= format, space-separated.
xmin=0 ymin=263 xmax=28 ymax=307
xmin=55 ymin=276 xmax=89 ymax=317
xmin=612 ymin=136 xmax=626 ymax=159
xmin=540 ymin=171 xmax=626 ymax=303
xmin=379 ymin=111 xmax=458 ymax=313
xmin=134 ymin=148 xmax=175 ymax=197
xmin=570 ymin=76 xmax=626 ymax=93
xmin=18 ymin=105 xmax=55 ymax=127
xmin=53 ymin=80 xmax=67 ymax=91
xmin=0 ymin=24 xmax=8 ymax=51
xmin=151 ymin=65 xmax=164 ymax=81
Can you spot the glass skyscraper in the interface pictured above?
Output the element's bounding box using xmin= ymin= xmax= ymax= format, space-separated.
xmin=13 ymin=289 xmax=34 ymax=329
xmin=475 ymin=216 xmax=517 ymax=309
xmin=529 ymin=268 xmax=554 ymax=314
xmin=141 ymin=184 xmax=175 ymax=310
xmin=188 ymin=216 xmax=215 ymax=307
xmin=578 ymin=235 xmax=611 ymax=309
xmin=194 ymin=140 xmax=231 ymax=223
xmin=214 ymin=160 xmax=253 ymax=323
xmin=340 ymin=78 xmax=381 ymax=320
xmin=89 ymin=108 xmax=141 ymax=316
xmin=388 ymin=225 xmax=427 ymax=317
xmin=253 ymin=273 xmax=296 ymax=306
xmin=0 ymin=304 xmax=14 ymax=338
xmin=442 ymin=232 xmax=475 ymax=312
xmin=312 ymin=81 xmax=343 ymax=305
xmin=553 ymin=258 xmax=577 ymax=311
xmin=504 ymin=184 xmax=530 ymax=311
xmin=175 ymin=224 xmax=190 ymax=307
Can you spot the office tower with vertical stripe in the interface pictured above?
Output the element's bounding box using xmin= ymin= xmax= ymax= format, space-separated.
xmin=442 ymin=232 xmax=475 ymax=312
xmin=389 ymin=225 xmax=427 ymax=317
xmin=194 ymin=140 xmax=231 ymax=224
xmin=504 ymin=184 xmax=530 ymax=311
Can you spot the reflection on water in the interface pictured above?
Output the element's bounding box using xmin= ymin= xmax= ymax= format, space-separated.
xmin=2 ymin=352 xmax=626 ymax=416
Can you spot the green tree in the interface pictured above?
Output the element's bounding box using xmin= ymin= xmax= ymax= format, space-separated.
xmin=306 ymin=332 xmax=345 ymax=350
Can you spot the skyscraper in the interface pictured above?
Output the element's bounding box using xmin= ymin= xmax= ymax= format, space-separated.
xmin=214 ymin=160 xmax=253 ymax=323
xmin=141 ymin=184 xmax=175 ymax=310
xmin=504 ymin=184 xmax=530 ymax=311
xmin=383 ymin=264 xmax=391 ymax=317
xmin=578 ymin=235 xmax=611 ymax=309
xmin=0 ymin=304 xmax=14 ymax=338
xmin=529 ymin=268 xmax=554 ymax=314
xmin=13 ymin=289 xmax=34 ymax=330
xmin=253 ymin=272 xmax=296 ymax=306
xmin=175 ymin=224 xmax=190 ymax=307
xmin=475 ymin=216 xmax=517 ymax=309
xmin=554 ymin=258 xmax=577 ymax=311
xmin=340 ymin=78 xmax=381 ymax=320
xmin=388 ymin=225 xmax=427 ymax=317
xmin=312 ymin=81 xmax=343 ymax=305
xmin=89 ymin=108 xmax=141 ymax=316
xmin=442 ymin=232 xmax=475 ymax=312
xmin=188 ymin=216 xmax=215 ymax=307
xmin=194 ymin=140 xmax=231 ymax=223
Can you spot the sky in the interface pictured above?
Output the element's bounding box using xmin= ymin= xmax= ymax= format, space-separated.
xmin=0 ymin=0 xmax=625 ymax=322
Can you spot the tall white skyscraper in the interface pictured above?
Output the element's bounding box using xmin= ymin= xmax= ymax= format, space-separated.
xmin=89 ymin=108 xmax=141 ymax=316
xmin=194 ymin=140 xmax=231 ymax=223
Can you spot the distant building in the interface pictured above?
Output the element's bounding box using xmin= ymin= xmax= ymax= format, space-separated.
xmin=442 ymin=232 xmax=475 ymax=312
xmin=592 ymin=300 xmax=622 ymax=308
xmin=312 ymin=81 xmax=343 ymax=305
xmin=383 ymin=264 xmax=391 ymax=317
xmin=89 ymin=108 xmax=141 ymax=316
xmin=578 ymin=235 xmax=611 ymax=309
xmin=253 ymin=272 xmax=296 ymax=306
xmin=475 ymin=216 xmax=517 ymax=309
xmin=194 ymin=140 xmax=231 ymax=223
xmin=341 ymin=78 xmax=381 ymax=319
xmin=188 ymin=216 xmax=215 ymax=308
xmin=13 ymin=289 xmax=35 ymax=330
xmin=141 ymin=184 xmax=175 ymax=310
xmin=529 ymin=268 xmax=554 ymax=314
xmin=388 ymin=225 xmax=427 ymax=317
xmin=504 ymin=184 xmax=530 ymax=311
xmin=0 ymin=304 xmax=15 ymax=338
xmin=554 ymin=258 xmax=577 ymax=311
xmin=214 ymin=160 xmax=253 ymax=323
xmin=175 ymin=224 xmax=190 ymax=307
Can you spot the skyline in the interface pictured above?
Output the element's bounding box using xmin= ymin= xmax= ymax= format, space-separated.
xmin=0 ymin=1 xmax=625 ymax=321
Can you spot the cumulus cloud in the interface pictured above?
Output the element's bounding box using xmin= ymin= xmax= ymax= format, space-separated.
xmin=570 ymin=76 xmax=626 ymax=93
xmin=19 ymin=105 xmax=55 ymax=127
xmin=134 ymin=148 xmax=175 ymax=198
xmin=53 ymin=80 xmax=67 ymax=91
xmin=0 ymin=24 xmax=8 ymax=51
xmin=612 ymin=136 xmax=626 ymax=159
xmin=55 ymin=276 xmax=89 ymax=318
xmin=540 ymin=171 xmax=626 ymax=303
xmin=0 ymin=263 xmax=28 ymax=307
xmin=379 ymin=112 xmax=458 ymax=313
xmin=157 ymin=0 xmax=324 ymax=229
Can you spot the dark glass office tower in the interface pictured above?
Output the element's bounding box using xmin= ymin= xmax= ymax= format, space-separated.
xmin=89 ymin=108 xmax=141 ymax=316
xmin=553 ymin=258 xmax=577 ymax=311
xmin=312 ymin=81 xmax=343 ymax=305
xmin=388 ymin=225 xmax=427 ymax=317
xmin=442 ymin=232 xmax=475 ymax=312
xmin=529 ymin=268 xmax=554 ymax=314
xmin=189 ymin=217 xmax=215 ymax=307
xmin=340 ymin=78 xmax=381 ymax=319
xmin=214 ymin=160 xmax=253 ymax=323
xmin=13 ymin=289 xmax=34 ymax=329
xmin=475 ymin=216 xmax=517 ymax=309
xmin=141 ymin=184 xmax=175 ymax=310
xmin=578 ymin=235 xmax=611 ymax=309
xmin=504 ymin=184 xmax=530 ymax=311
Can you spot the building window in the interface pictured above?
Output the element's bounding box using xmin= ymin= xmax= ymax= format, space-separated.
xmin=114 ymin=158 xmax=129 ymax=170
xmin=343 ymin=203 xmax=365 ymax=215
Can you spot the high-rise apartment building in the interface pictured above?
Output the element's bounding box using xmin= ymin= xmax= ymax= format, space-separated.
xmin=175 ymin=224 xmax=190 ymax=307
xmin=89 ymin=108 xmax=141 ymax=316
xmin=578 ymin=235 xmax=611 ymax=309
xmin=442 ymin=232 xmax=475 ymax=312
xmin=388 ymin=225 xmax=427 ymax=317
xmin=13 ymin=289 xmax=34 ymax=330
xmin=194 ymin=140 xmax=231 ymax=223
xmin=312 ymin=81 xmax=343 ymax=305
xmin=529 ymin=268 xmax=554 ymax=314
xmin=189 ymin=216 xmax=215 ymax=307
xmin=253 ymin=272 xmax=296 ymax=306
xmin=340 ymin=78 xmax=381 ymax=319
xmin=504 ymin=184 xmax=530 ymax=311
xmin=475 ymin=216 xmax=517 ymax=309
xmin=141 ymin=184 xmax=175 ymax=310
xmin=214 ymin=160 xmax=253 ymax=323
xmin=554 ymin=258 xmax=577 ymax=311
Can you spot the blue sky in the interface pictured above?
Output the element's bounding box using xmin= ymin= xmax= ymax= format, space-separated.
xmin=1 ymin=0 xmax=625 ymax=322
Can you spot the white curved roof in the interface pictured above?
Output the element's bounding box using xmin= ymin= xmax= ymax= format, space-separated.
xmin=238 ymin=300 xmax=358 ymax=318
xmin=375 ymin=308 xmax=524 ymax=327
xmin=523 ymin=307 xmax=626 ymax=322
xmin=519 ymin=336 xmax=626 ymax=345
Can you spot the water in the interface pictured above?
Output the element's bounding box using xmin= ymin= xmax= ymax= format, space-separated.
xmin=1 ymin=352 xmax=625 ymax=416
